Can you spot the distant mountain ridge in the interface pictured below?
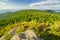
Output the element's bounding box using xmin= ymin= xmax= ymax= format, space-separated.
xmin=0 ymin=9 xmax=60 ymax=14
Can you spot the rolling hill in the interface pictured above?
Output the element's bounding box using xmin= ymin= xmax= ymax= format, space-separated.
xmin=0 ymin=9 xmax=60 ymax=40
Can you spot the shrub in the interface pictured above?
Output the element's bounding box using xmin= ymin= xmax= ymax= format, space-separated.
xmin=3 ymin=34 xmax=12 ymax=40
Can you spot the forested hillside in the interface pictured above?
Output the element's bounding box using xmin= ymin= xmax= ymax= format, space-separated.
xmin=0 ymin=10 xmax=60 ymax=40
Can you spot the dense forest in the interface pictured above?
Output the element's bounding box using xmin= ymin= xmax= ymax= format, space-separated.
xmin=0 ymin=10 xmax=60 ymax=40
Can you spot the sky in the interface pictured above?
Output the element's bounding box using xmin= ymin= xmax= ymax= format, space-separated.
xmin=0 ymin=0 xmax=60 ymax=13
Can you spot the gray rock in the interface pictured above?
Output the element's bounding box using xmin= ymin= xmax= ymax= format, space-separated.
xmin=10 ymin=30 xmax=41 ymax=40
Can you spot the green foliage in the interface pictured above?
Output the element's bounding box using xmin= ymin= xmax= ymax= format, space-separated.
xmin=41 ymin=30 xmax=60 ymax=40
xmin=16 ymin=26 xmax=25 ymax=34
xmin=39 ymin=21 xmax=60 ymax=40
xmin=0 ymin=10 xmax=60 ymax=40
xmin=3 ymin=34 xmax=12 ymax=40
xmin=0 ymin=10 xmax=60 ymax=27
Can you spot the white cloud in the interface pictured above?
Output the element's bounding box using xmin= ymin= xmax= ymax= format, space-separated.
xmin=0 ymin=5 xmax=22 ymax=10
xmin=0 ymin=0 xmax=22 ymax=10
xmin=39 ymin=5 xmax=60 ymax=10
xmin=28 ymin=4 xmax=60 ymax=10
xmin=29 ymin=1 xmax=60 ymax=6
xmin=0 ymin=2 xmax=7 ymax=5
xmin=0 ymin=0 xmax=60 ymax=11
xmin=0 ymin=0 xmax=9 ymax=5
xmin=0 ymin=0 xmax=8 ymax=1
xmin=29 ymin=0 xmax=60 ymax=10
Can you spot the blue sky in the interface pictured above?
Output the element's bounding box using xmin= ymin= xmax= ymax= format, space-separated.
xmin=0 ymin=0 xmax=60 ymax=13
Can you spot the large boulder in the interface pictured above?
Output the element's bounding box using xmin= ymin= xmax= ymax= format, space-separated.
xmin=11 ymin=30 xmax=40 ymax=40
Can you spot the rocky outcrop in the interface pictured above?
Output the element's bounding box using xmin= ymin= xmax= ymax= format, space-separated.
xmin=10 ymin=30 xmax=41 ymax=40
xmin=0 ymin=29 xmax=44 ymax=40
